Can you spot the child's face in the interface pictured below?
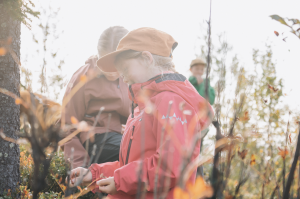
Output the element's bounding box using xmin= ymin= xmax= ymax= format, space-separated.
xmin=115 ymin=58 xmax=147 ymax=85
xmin=190 ymin=64 xmax=206 ymax=77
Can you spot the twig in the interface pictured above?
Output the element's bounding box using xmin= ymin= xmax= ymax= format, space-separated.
xmin=298 ymin=156 xmax=300 ymax=199
xmin=83 ymin=107 xmax=104 ymax=167
xmin=283 ymin=125 xmax=300 ymax=199
xmin=270 ymin=170 xmax=283 ymax=199
xmin=233 ymin=160 xmax=248 ymax=199
xmin=204 ymin=0 xmax=212 ymax=102
xmin=161 ymin=145 xmax=174 ymax=199
xmin=136 ymin=112 xmax=146 ymax=199
xmin=61 ymin=74 xmax=96 ymax=128
xmin=58 ymin=129 xmax=80 ymax=146
xmin=70 ymin=147 xmax=74 ymax=171
xmin=93 ymin=113 xmax=112 ymax=163
xmin=71 ymin=144 xmax=97 ymax=188
xmin=210 ymin=121 xmax=223 ymax=199
xmin=154 ymin=101 xmax=173 ymax=199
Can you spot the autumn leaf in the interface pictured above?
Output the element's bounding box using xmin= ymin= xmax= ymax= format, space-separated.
xmin=278 ymin=147 xmax=289 ymax=159
xmin=268 ymin=84 xmax=278 ymax=92
xmin=240 ymin=111 xmax=250 ymax=122
xmin=174 ymin=187 xmax=189 ymax=199
xmin=238 ymin=149 xmax=248 ymax=160
xmin=274 ymin=31 xmax=279 ymax=36
xmin=6 ymin=189 xmax=11 ymax=196
xmin=289 ymin=134 xmax=292 ymax=144
xmin=0 ymin=47 xmax=7 ymax=56
xmin=71 ymin=116 xmax=79 ymax=124
xmin=186 ymin=176 xmax=213 ymax=199
xmin=80 ymin=75 xmax=87 ymax=82
xmin=250 ymin=154 xmax=256 ymax=165
xmin=15 ymin=98 xmax=23 ymax=105
xmin=270 ymin=15 xmax=288 ymax=26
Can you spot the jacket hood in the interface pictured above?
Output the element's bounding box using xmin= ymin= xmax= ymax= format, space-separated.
xmin=129 ymin=72 xmax=212 ymax=117
xmin=85 ymin=55 xmax=98 ymax=66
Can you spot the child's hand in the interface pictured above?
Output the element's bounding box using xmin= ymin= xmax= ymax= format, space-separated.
xmin=66 ymin=167 xmax=92 ymax=187
xmin=96 ymin=177 xmax=117 ymax=195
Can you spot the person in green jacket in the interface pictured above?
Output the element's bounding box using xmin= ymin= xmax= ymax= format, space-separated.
xmin=189 ymin=58 xmax=215 ymax=176
xmin=189 ymin=58 xmax=215 ymax=105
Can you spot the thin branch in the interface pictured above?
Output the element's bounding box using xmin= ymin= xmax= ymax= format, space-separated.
xmin=283 ymin=125 xmax=300 ymax=199
xmin=154 ymin=101 xmax=173 ymax=199
xmin=93 ymin=113 xmax=112 ymax=163
xmin=83 ymin=107 xmax=104 ymax=167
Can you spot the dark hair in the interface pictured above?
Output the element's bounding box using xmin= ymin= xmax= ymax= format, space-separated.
xmin=97 ymin=26 xmax=129 ymax=57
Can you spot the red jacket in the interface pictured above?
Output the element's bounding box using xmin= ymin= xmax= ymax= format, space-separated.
xmin=89 ymin=72 xmax=213 ymax=198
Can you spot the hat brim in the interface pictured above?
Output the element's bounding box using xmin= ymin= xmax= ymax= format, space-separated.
xmin=97 ymin=49 xmax=129 ymax=73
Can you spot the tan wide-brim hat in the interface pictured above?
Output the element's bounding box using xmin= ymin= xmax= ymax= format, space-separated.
xmin=190 ymin=58 xmax=207 ymax=68
xmin=97 ymin=27 xmax=178 ymax=72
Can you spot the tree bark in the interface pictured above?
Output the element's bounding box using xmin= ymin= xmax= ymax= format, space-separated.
xmin=0 ymin=2 xmax=21 ymax=197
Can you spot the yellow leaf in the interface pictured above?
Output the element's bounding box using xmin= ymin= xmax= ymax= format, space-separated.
xmin=260 ymin=149 xmax=263 ymax=153
xmin=0 ymin=47 xmax=7 ymax=56
xmin=71 ymin=116 xmax=78 ymax=124
xmin=187 ymin=176 xmax=213 ymax=199
xmin=15 ymin=98 xmax=22 ymax=105
xmin=174 ymin=187 xmax=189 ymax=199
xmin=80 ymin=75 xmax=87 ymax=82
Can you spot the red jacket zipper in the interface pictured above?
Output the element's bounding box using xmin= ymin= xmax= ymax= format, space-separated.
xmin=125 ymin=125 xmax=135 ymax=165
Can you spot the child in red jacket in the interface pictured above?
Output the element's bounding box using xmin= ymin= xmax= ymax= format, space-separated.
xmin=67 ymin=27 xmax=213 ymax=199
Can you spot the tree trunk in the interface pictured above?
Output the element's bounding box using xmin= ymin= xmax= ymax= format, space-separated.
xmin=0 ymin=3 xmax=21 ymax=197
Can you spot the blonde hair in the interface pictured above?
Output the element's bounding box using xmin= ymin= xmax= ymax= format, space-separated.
xmin=115 ymin=50 xmax=176 ymax=73
xmin=97 ymin=26 xmax=128 ymax=58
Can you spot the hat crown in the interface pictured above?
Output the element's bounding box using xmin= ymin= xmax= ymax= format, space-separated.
xmin=117 ymin=27 xmax=177 ymax=57
xmin=190 ymin=58 xmax=207 ymax=67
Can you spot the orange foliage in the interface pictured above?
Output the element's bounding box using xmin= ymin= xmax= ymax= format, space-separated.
xmin=0 ymin=47 xmax=7 ymax=56
xmin=174 ymin=177 xmax=213 ymax=199
xmin=71 ymin=116 xmax=79 ymax=124
xmin=278 ymin=147 xmax=289 ymax=159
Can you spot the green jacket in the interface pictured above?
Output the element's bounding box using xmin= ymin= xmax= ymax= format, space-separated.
xmin=189 ymin=76 xmax=215 ymax=105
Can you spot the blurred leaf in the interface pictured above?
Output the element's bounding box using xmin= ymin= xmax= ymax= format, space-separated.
xmin=0 ymin=47 xmax=7 ymax=56
xmin=187 ymin=176 xmax=213 ymax=199
xmin=80 ymin=75 xmax=87 ymax=83
xmin=270 ymin=15 xmax=288 ymax=26
xmin=174 ymin=187 xmax=189 ymax=199
xmin=274 ymin=31 xmax=279 ymax=36
xmin=71 ymin=116 xmax=78 ymax=124
xmin=238 ymin=149 xmax=248 ymax=160
xmin=15 ymin=98 xmax=23 ymax=105
xmin=250 ymin=154 xmax=256 ymax=165
xmin=278 ymin=147 xmax=289 ymax=159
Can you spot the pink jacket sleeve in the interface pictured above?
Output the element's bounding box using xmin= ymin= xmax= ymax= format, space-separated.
xmin=113 ymin=94 xmax=201 ymax=195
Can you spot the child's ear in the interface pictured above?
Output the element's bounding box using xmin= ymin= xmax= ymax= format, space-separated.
xmin=141 ymin=51 xmax=153 ymax=65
